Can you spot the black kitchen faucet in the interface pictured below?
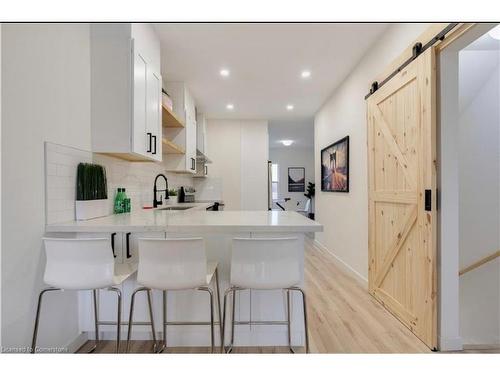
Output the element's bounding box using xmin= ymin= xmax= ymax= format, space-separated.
xmin=153 ymin=173 xmax=169 ymax=208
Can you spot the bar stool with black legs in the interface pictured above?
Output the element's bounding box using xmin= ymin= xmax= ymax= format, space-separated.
xmin=222 ymin=237 xmax=309 ymax=354
xmin=31 ymin=238 xmax=127 ymax=353
xmin=126 ymin=237 xmax=222 ymax=353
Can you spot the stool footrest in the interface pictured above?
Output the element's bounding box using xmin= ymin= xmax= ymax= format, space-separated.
xmin=233 ymin=320 xmax=289 ymax=326
xmin=98 ymin=320 xmax=221 ymax=326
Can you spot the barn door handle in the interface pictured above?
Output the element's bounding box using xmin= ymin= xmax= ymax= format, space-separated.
xmin=111 ymin=232 xmax=117 ymax=258
xmin=424 ymin=189 xmax=432 ymax=211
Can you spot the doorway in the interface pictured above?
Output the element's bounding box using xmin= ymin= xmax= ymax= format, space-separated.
xmin=267 ymin=120 xmax=315 ymax=218
xmin=439 ymin=23 xmax=500 ymax=351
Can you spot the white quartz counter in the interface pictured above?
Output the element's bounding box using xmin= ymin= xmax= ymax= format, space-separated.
xmin=45 ymin=208 xmax=322 ymax=233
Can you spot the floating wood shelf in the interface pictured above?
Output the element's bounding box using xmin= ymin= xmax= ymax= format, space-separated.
xmin=162 ymin=105 xmax=185 ymax=128
xmin=162 ymin=138 xmax=185 ymax=155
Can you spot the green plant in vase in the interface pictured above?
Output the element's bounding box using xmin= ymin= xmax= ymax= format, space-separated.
xmin=75 ymin=163 xmax=109 ymax=220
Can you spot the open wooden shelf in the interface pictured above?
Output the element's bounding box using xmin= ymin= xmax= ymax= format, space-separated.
xmin=162 ymin=138 xmax=185 ymax=155
xmin=162 ymin=105 xmax=185 ymax=129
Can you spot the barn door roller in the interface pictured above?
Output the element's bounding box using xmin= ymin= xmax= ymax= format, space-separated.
xmin=365 ymin=23 xmax=459 ymax=100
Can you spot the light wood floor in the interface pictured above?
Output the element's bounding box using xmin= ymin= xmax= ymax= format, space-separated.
xmin=79 ymin=239 xmax=432 ymax=353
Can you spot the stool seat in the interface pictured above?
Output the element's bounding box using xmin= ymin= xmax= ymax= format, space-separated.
xmin=127 ymin=238 xmax=222 ymax=353
xmin=32 ymin=237 xmax=123 ymax=353
xmin=222 ymin=237 xmax=309 ymax=353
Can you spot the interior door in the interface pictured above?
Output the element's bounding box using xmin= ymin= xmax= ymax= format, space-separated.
xmin=367 ymin=48 xmax=437 ymax=349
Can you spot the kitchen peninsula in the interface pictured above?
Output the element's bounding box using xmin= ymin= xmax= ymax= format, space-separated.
xmin=45 ymin=208 xmax=322 ymax=349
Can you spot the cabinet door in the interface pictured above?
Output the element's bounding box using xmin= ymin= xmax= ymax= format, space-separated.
xmin=146 ymin=67 xmax=162 ymax=161
xmin=133 ymin=49 xmax=148 ymax=157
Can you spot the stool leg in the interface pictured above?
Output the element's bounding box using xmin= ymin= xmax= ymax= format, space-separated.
xmin=146 ymin=289 xmax=158 ymax=353
xmin=214 ymin=268 xmax=223 ymax=350
xmin=229 ymin=289 xmax=236 ymax=352
xmin=157 ymin=290 xmax=167 ymax=354
xmin=222 ymin=286 xmax=241 ymax=353
xmin=198 ymin=287 xmax=215 ymax=353
xmin=127 ymin=287 xmax=146 ymax=353
xmin=108 ymin=287 xmax=122 ymax=353
xmin=222 ymin=289 xmax=229 ymax=353
xmin=88 ymin=289 xmax=99 ymax=353
xmin=31 ymin=288 xmax=60 ymax=354
xmin=286 ymin=289 xmax=295 ymax=353
xmin=289 ymin=287 xmax=309 ymax=353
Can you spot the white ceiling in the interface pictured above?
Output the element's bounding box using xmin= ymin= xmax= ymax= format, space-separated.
xmin=269 ymin=119 xmax=314 ymax=149
xmin=153 ymin=23 xmax=388 ymax=121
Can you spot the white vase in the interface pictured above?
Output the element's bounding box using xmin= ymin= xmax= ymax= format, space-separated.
xmin=75 ymin=199 xmax=110 ymax=221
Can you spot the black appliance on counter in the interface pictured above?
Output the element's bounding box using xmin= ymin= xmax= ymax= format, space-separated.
xmin=206 ymin=202 xmax=222 ymax=211
xmin=178 ymin=186 xmax=195 ymax=203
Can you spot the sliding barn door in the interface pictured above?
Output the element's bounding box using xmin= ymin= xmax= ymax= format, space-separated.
xmin=367 ymin=48 xmax=437 ymax=349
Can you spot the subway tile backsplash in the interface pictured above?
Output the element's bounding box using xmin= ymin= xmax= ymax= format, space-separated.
xmin=45 ymin=142 xmax=193 ymax=224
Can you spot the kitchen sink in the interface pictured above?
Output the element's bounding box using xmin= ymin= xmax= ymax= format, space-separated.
xmin=159 ymin=206 xmax=193 ymax=211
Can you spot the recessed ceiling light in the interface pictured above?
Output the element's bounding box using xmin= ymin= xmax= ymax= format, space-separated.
xmin=220 ymin=68 xmax=230 ymax=77
xmin=286 ymin=104 xmax=294 ymax=111
xmin=281 ymin=140 xmax=294 ymax=146
xmin=301 ymin=70 xmax=311 ymax=79
xmin=226 ymin=103 xmax=234 ymax=110
xmin=488 ymin=25 xmax=500 ymax=40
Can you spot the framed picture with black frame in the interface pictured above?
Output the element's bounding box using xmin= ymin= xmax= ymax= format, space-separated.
xmin=321 ymin=136 xmax=349 ymax=192
xmin=288 ymin=167 xmax=305 ymax=192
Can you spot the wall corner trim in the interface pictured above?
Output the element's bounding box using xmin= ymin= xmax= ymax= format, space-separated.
xmin=438 ymin=335 xmax=463 ymax=352
xmin=65 ymin=332 xmax=89 ymax=353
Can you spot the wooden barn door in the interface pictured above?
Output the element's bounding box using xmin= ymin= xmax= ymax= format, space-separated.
xmin=367 ymin=48 xmax=437 ymax=349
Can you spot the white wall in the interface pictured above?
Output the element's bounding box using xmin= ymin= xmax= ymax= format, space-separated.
xmin=202 ymin=119 xmax=268 ymax=210
xmin=0 ymin=23 xmax=3 ymax=349
xmin=269 ymin=146 xmax=314 ymax=209
xmin=1 ymin=24 xmax=92 ymax=351
xmin=314 ymin=23 xmax=429 ymax=284
xmin=458 ymin=49 xmax=500 ymax=346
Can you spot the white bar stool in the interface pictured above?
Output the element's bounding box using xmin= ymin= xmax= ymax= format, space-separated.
xmin=126 ymin=238 xmax=222 ymax=353
xmin=222 ymin=237 xmax=309 ymax=353
xmin=32 ymin=238 xmax=127 ymax=353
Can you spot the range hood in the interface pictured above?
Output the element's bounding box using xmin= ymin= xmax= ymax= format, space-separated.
xmin=196 ymin=149 xmax=212 ymax=164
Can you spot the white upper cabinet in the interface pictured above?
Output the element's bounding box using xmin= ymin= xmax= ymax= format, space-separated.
xmin=163 ymin=81 xmax=197 ymax=174
xmin=90 ymin=23 xmax=162 ymax=162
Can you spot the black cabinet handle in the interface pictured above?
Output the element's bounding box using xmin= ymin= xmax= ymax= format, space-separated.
xmin=111 ymin=232 xmax=117 ymax=258
xmin=147 ymin=132 xmax=152 ymax=153
xmin=126 ymin=232 xmax=132 ymax=259
xmin=204 ymin=165 xmax=208 ymax=175
xmin=191 ymin=158 xmax=196 ymax=170
xmin=152 ymin=135 xmax=157 ymax=155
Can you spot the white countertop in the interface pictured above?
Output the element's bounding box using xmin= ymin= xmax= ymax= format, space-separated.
xmin=45 ymin=206 xmax=323 ymax=233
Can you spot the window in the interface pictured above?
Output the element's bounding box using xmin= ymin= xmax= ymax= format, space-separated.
xmin=271 ymin=163 xmax=279 ymax=200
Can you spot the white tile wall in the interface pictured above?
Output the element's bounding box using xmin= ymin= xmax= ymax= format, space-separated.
xmin=45 ymin=142 xmax=92 ymax=224
xmin=45 ymin=142 xmax=193 ymax=224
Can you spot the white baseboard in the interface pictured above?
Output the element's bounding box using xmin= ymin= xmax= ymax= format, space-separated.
xmin=439 ymin=335 xmax=463 ymax=351
xmin=312 ymin=239 xmax=368 ymax=289
xmin=462 ymin=343 xmax=500 ymax=350
xmin=65 ymin=332 xmax=89 ymax=353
